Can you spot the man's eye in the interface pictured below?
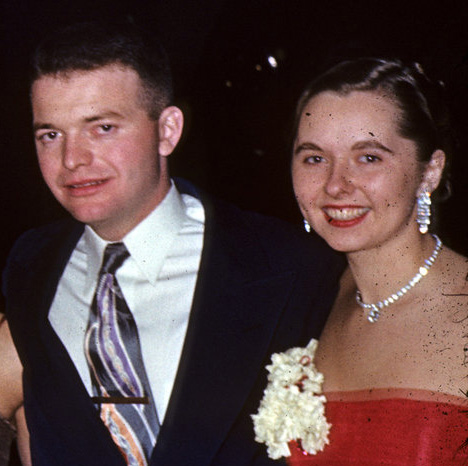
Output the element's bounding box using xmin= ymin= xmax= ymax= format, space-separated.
xmin=360 ymin=154 xmax=381 ymax=163
xmin=38 ymin=131 xmax=59 ymax=142
xmin=99 ymin=124 xmax=114 ymax=132
xmin=305 ymin=155 xmax=324 ymax=164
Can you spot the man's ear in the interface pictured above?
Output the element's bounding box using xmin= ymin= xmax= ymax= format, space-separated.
xmin=158 ymin=106 xmax=184 ymax=157
xmin=419 ymin=149 xmax=446 ymax=194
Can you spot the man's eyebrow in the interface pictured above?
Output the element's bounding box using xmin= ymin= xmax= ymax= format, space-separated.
xmin=33 ymin=123 xmax=54 ymax=132
xmin=351 ymin=139 xmax=394 ymax=154
xmin=84 ymin=111 xmax=124 ymax=123
xmin=294 ymin=142 xmax=323 ymax=155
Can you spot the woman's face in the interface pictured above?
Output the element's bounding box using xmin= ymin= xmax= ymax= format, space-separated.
xmin=292 ymin=90 xmax=429 ymax=253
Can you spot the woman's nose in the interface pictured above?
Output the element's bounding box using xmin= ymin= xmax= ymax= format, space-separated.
xmin=324 ymin=162 xmax=355 ymax=197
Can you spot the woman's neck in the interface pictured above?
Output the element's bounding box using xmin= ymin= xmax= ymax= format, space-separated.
xmin=346 ymin=230 xmax=439 ymax=304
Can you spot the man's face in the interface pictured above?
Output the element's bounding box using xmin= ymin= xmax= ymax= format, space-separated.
xmin=32 ymin=64 xmax=182 ymax=241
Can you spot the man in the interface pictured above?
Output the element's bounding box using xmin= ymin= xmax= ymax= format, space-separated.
xmin=2 ymin=21 xmax=342 ymax=465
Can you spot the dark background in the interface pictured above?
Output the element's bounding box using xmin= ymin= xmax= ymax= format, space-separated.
xmin=1 ymin=0 xmax=468 ymax=267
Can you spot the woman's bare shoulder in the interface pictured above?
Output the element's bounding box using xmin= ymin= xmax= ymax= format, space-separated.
xmin=419 ymin=248 xmax=468 ymax=396
xmin=438 ymin=247 xmax=468 ymax=290
xmin=434 ymin=247 xmax=468 ymax=323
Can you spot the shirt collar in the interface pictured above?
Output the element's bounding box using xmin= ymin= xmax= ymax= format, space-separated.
xmin=83 ymin=183 xmax=187 ymax=289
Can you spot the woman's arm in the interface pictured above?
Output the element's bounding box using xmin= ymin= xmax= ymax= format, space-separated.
xmin=0 ymin=316 xmax=31 ymax=465
xmin=15 ymin=407 xmax=31 ymax=466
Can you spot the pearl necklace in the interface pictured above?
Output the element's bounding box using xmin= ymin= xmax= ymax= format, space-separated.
xmin=356 ymin=234 xmax=442 ymax=323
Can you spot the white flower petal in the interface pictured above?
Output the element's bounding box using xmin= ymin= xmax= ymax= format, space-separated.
xmin=252 ymin=339 xmax=330 ymax=459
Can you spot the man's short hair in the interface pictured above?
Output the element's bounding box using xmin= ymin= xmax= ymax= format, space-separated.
xmin=31 ymin=20 xmax=173 ymax=119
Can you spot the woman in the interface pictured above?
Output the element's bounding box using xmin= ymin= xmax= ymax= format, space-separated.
xmin=0 ymin=316 xmax=30 ymax=466
xmin=254 ymin=58 xmax=468 ymax=464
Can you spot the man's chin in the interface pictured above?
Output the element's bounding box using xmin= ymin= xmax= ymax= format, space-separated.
xmin=63 ymin=206 xmax=108 ymax=228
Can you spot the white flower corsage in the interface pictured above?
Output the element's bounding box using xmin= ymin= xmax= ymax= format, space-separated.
xmin=252 ymin=339 xmax=330 ymax=459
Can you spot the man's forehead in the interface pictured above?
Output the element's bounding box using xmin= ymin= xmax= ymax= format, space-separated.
xmin=31 ymin=64 xmax=147 ymax=125
xmin=33 ymin=63 xmax=140 ymax=89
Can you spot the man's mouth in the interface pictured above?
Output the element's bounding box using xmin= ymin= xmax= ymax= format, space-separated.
xmin=68 ymin=180 xmax=106 ymax=189
xmin=64 ymin=178 xmax=109 ymax=196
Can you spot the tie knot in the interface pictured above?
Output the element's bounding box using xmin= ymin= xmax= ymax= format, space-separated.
xmin=100 ymin=243 xmax=130 ymax=275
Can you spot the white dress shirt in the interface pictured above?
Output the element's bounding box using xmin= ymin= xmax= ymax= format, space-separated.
xmin=49 ymin=183 xmax=205 ymax=422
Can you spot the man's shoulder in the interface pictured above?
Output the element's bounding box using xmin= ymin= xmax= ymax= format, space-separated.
xmin=239 ymin=206 xmax=338 ymax=263
xmin=205 ymin=193 xmax=342 ymax=271
xmin=179 ymin=179 xmax=343 ymax=272
xmin=6 ymin=218 xmax=83 ymax=267
xmin=2 ymin=218 xmax=83 ymax=316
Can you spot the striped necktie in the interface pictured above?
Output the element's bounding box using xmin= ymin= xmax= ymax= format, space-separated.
xmin=85 ymin=242 xmax=160 ymax=465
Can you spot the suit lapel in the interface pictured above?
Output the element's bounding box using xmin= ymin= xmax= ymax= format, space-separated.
xmin=12 ymin=221 xmax=126 ymax=465
xmin=151 ymin=193 xmax=298 ymax=465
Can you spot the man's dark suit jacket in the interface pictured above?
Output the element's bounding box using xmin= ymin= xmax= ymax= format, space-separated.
xmin=3 ymin=181 xmax=343 ymax=466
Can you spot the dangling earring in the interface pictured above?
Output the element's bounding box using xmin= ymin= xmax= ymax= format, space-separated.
xmin=416 ymin=191 xmax=431 ymax=234
xmin=303 ymin=219 xmax=311 ymax=233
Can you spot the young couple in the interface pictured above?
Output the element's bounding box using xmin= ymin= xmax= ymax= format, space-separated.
xmin=1 ymin=19 xmax=467 ymax=466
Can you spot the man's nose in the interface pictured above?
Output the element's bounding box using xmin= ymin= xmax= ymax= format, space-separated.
xmin=62 ymin=136 xmax=93 ymax=170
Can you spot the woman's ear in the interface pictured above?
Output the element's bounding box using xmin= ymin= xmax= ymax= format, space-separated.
xmin=419 ymin=149 xmax=446 ymax=194
xmin=158 ymin=106 xmax=184 ymax=157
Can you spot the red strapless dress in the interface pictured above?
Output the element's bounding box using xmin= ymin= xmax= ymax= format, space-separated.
xmin=288 ymin=389 xmax=468 ymax=466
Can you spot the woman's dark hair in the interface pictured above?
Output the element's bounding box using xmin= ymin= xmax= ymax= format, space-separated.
xmin=31 ymin=20 xmax=173 ymax=120
xmin=293 ymin=58 xmax=452 ymax=199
